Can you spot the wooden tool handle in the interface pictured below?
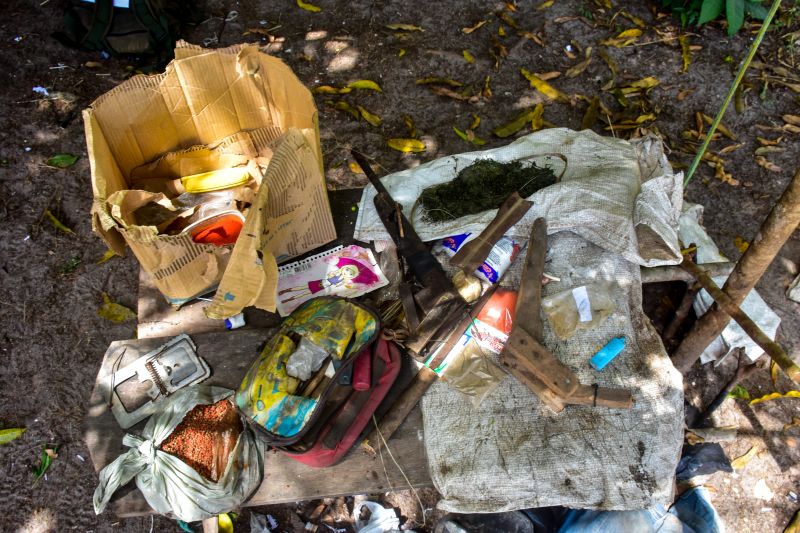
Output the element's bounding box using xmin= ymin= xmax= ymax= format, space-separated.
xmin=515 ymin=217 xmax=547 ymax=340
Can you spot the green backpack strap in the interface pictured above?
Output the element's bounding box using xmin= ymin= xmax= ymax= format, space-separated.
xmin=130 ymin=0 xmax=173 ymax=54
xmin=81 ymin=0 xmax=115 ymax=51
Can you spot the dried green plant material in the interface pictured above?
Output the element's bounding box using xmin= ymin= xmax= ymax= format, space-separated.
xmin=537 ymin=0 xmax=554 ymax=9
xmin=44 ymin=209 xmax=74 ymax=234
xmin=0 ymin=428 xmax=25 ymax=445
xmin=418 ymin=159 xmax=556 ymax=222
xmin=600 ymin=28 xmax=641 ymax=47
xmin=416 ymin=77 xmax=464 ymax=87
xmin=755 ymin=156 xmax=783 ymax=173
xmin=46 ymin=154 xmax=79 ymax=169
xmin=453 ymin=127 xmax=487 ymax=146
xmin=566 ymin=47 xmax=592 ymax=78
xmin=347 ymin=80 xmax=382 ymax=92
xmin=387 ymin=138 xmax=426 ymax=153
xmin=520 ymin=68 xmax=568 ymax=101
xmin=98 ymin=293 xmax=136 ymax=323
xmin=462 ymin=20 xmax=488 ymax=33
xmin=296 ymin=0 xmax=321 ymax=12
xmin=750 ymin=390 xmax=800 ymax=404
xmin=386 ymin=23 xmax=424 ymax=31
xmin=582 ymin=96 xmax=600 ymax=129
xmin=679 ymin=35 xmax=691 ymax=72
xmin=462 ymin=50 xmax=475 ymax=63
xmin=714 ymin=161 xmax=739 ymax=186
xmin=403 ymin=115 xmax=417 ymax=137
xmin=326 ymin=100 xmax=360 ymax=119
xmin=730 ymin=445 xmax=759 ymax=469
xmin=398 ymin=48 xmax=406 ymax=58
xmin=357 ymin=106 xmax=382 ymax=126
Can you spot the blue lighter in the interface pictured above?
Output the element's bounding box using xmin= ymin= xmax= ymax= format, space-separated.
xmin=590 ymin=336 xmax=626 ymax=371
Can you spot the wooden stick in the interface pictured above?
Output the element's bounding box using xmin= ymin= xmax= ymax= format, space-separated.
xmin=679 ymin=258 xmax=800 ymax=383
xmin=364 ymin=364 xmax=438 ymax=451
xmin=640 ymin=262 xmax=734 ymax=284
xmin=514 ymin=218 xmax=547 ymax=340
xmin=673 ymin=169 xmax=800 ymax=373
xmin=662 ymin=282 xmax=700 ymax=351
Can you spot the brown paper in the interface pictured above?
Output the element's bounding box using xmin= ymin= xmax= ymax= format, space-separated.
xmin=85 ymin=42 xmax=333 ymax=309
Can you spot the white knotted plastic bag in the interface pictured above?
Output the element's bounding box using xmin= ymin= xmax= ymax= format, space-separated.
xmin=93 ymin=385 xmax=265 ymax=522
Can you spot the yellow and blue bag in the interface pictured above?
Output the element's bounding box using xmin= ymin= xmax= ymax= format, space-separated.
xmin=236 ymin=296 xmax=379 ymax=445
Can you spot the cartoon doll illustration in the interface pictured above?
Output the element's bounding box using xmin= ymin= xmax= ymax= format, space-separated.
xmin=278 ymin=256 xmax=380 ymax=304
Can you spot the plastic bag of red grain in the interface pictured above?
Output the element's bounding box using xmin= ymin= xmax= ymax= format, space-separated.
xmin=93 ymin=385 xmax=265 ymax=522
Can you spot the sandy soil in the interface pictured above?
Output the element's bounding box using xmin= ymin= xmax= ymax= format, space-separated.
xmin=1 ymin=0 xmax=798 ymax=531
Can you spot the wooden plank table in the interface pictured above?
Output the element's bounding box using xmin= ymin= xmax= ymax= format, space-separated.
xmin=83 ymin=189 xmax=433 ymax=517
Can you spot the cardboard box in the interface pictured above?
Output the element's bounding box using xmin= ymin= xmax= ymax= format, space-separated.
xmin=85 ymin=42 xmax=336 ymax=312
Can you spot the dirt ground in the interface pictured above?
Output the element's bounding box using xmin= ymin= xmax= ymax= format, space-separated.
xmin=1 ymin=0 xmax=799 ymax=531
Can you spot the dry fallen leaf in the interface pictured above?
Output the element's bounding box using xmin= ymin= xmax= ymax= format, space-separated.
xmin=754 ymin=146 xmax=785 ymax=155
xmin=462 ymin=20 xmax=488 ymax=34
xmin=757 ymin=136 xmax=783 ymax=146
xmin=582 ymin=96 xmax=600 ymax=129
xmin=313 ymin=85 xmax=350 ymax=95
xmin=520 ymin=68 xmax=568 ymax=101
xmin=566 ymin=47 xmax=592 ymax=78
xmin=677 ymin=88 xmax=694 ymax=101
xmin=398 ymin=48 xmax=406 ymax=58
xmin=347 ymin=79 xmax=382 ymax=92
xmin=98 ymin=293 xmax=136 ymax=323
xmin=357 ymin=105 xmax=382 ymax=127
xmin=493 ymin=106 xmax=541 ymax=137
xmin=598 ymin=48 xmax=619 ymax=90
xmin=784 ymin=114 xmax=800 ymax=126
xmin=620 ymin=10 xmax=646 ymax=28
xmin=416 ymin=77 xmax=463 ymax=87
xmin=44 ymin=210 xmax=74 ymax=234
xmin=771 ymin=360 xmax=780 ymax=388
xmin=755 ymin=156 xmax=784 ymax=173
xmin=296 ymin=0 xmax=321 ymax=12
xmin=679 ymin=35 xmax=691 ymax=72
xmin=536 ymin=71 xmax=562 ymax=81
xmin=600 ymin=28 xmax=642 ymax=47
xmin=403 ymin=114 xmax=417 ymax=138
xmin=348 ymin=161 xmax=364 ymax=174
xmin=783 ymin=416 xmax=800 ymax=432
xmin=733 ymin=236 xmax=750 ymax=253
xmin=96 ymin=249 xmax=117 ymax=264
xmin=701 ymin=113 xmax=736 ymax=140
xmin=482 ymin=76 xmax=492 ymax=99
xmin=462 ymin=50 xmax=475 ymax=64
xmin=469 ymin=113 xmax=481 ymax=130
xmin=386 ymin=23 xmax=424 ymax=31
xmin=453 ymin=126 xmax=486 ymax=146
xmin=537 ymin=0 xmax=554 ymax=9
xmin=619 ymin=76 xmax=660 ymax=94
xmin=750 ymin=390 xmax=800 ymax=404
xmin=730 ymin=445 xmax=759 ymax=470
xmin=429 ymin=85 xmax=479 ymax=102
xmin=326 ymin=100 xmax=360 ymax=119
xmin=387 ymin=138 xmax=426 ymax=153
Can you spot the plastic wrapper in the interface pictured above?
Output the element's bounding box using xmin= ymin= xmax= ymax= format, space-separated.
xmin=434 ymin=234 xmax=520 ymax=283
xmin=435 ymin=289 xmax=516 ymax=407
xmin=93 ymin=385 xmax=264 ymax=522
xmin=286 ymin=337 xmax=330 ymax=381
xmin=542 ymin=283 xmax=615 ymax=339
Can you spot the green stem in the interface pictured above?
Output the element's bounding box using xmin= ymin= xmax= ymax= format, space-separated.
xmin=684 ymin=0 xmax=783 ymax=186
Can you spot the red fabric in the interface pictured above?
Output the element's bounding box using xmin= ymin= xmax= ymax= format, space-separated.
xmin=284 ymin=338 xmax=401 ymax=468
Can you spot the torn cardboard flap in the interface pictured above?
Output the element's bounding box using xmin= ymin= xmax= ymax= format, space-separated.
xmin=85 ymin=42 xmax=333 ymax=308
xmin=206 ymin=129 xmax=336 ymax=318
